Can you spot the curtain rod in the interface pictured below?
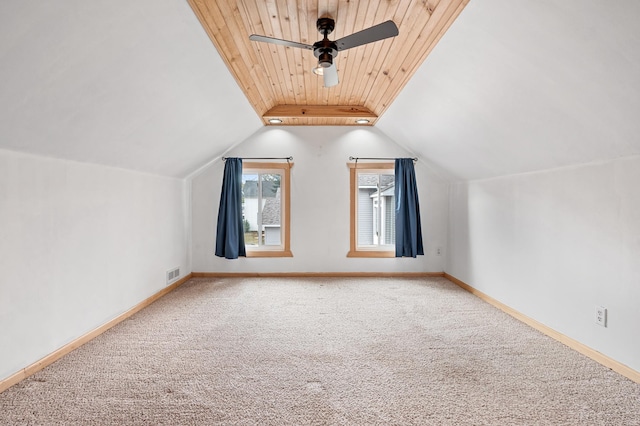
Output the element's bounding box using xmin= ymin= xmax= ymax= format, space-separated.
xmin=349 ymin=156 xmax=417 ymax=162
xmin=222 ymin=156 xmax=293 ymax=161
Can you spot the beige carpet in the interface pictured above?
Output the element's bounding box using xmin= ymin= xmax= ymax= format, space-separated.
xmin=1 ymin=277 xmax=639 ymax=425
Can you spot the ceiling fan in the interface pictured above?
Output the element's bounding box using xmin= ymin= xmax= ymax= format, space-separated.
xmin=249 ymin=17 xmax=399 ymax=88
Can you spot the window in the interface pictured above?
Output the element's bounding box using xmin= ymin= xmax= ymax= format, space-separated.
xmin=241 ymin=162 xmax=292 ymax=257
xmin=348 ymin=163 xmax=396 ymax=257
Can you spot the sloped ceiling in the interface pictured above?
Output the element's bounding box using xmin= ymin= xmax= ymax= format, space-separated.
xmin=1 ymin=1 xmax=639 ymax=180
xmin=0 ymin=0 xmax=261 ymax=178
xmin=378 ymin=0 xmax=640 ymax=180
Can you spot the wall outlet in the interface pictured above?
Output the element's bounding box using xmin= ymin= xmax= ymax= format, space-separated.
xmin=595 ymin=306 xmax=607 ymax=327
xmin=436 ymin=247 xmax=443 ymax=256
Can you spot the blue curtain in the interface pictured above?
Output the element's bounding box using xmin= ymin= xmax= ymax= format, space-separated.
xmin=215 ymin=158 xmax=246 ymax=259
xmin=395 ymin=158 xmax=424 ymax=257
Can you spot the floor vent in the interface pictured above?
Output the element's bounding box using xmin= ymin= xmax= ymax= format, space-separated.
xmin=166 ymin=267 xmax=180 ymax=285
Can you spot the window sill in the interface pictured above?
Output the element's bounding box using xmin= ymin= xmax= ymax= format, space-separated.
xmin=347 ymin=250 xmax=395 ymax=258
xmin=246 ymin=250 xmax=293 ymax=258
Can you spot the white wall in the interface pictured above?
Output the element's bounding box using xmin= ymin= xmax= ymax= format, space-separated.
xmin=447 ymin=155 xmax=640 ymax=372
xmin=0 ymin=149 xmax=190 ymax=382
xmin=191 ymin=127 xmax=448 ymax=273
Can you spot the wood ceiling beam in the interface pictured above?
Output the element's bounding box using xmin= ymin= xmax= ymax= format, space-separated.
xmin=263 ymin=105 xmax=377 ymax=120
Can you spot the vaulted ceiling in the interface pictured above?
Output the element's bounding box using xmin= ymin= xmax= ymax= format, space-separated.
xmin=380 ymin=0 xmax=640 ymax=179
xmin=1 ymin=0 xmax=639 ymax=180
xmin=187 ymin=0 xmax=468 ymax=126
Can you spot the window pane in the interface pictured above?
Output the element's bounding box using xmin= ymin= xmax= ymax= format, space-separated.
xmin=356 ymin=172 xmax=395 ymax=247
xmin=357 ymin=174 xmax=378 ymax=246
xmin=242 ymin=174 xmax=259 ymax=246
xmin=260 ymin=173 xmax=281 ymax=246
xmin=380 ymin=174 xmax=395 ymax=245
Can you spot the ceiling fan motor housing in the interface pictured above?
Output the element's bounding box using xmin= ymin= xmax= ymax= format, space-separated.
xmin=313 ymin=42 xmax=337 ymax=67
xmin=314 ymin=17 xmax=338 ymax=67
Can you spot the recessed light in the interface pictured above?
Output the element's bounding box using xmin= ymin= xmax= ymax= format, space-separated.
xmin=268 ymin=118 xmax=283 ymax=124
xmin=355 ymin=119 xmax=370 ymax=124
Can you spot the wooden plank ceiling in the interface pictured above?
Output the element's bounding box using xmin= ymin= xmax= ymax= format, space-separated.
xmin=188 ymin=0 xmax=469 ymax=126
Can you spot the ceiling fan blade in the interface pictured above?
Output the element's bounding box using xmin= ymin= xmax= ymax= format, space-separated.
xmin=323 ymin=63 xmax=339 ymax=87
xmin=249 ymin=34 xmax=313 ymax=50
xmin=335 ymin=20 xmax=399 ymax=51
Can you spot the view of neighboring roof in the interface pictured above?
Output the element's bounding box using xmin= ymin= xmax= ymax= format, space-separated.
xmin=261 ymin=188 xmax=281 ymax=226
xmin=358 ymin=174 xmax=395 ymax=187
xmin=243 ymin=180 xmax=279 ymax=198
